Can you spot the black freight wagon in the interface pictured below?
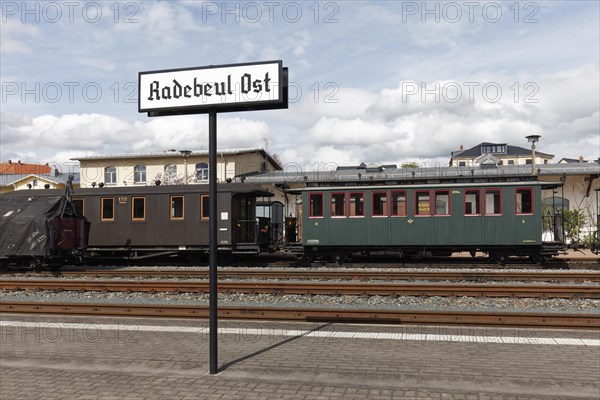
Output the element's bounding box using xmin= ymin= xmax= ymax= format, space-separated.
xmin=71 ymin=183 xmax=272 ymax=260
xmin=0 ymin=192 xmax=90 ymax=269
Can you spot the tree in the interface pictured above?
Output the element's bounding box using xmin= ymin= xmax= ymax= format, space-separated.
xmin=401 ymin=162 xmax=418 ymax=169
xmin=270 ymin=153 xmax=283 ymax=168
xmin=563 ymin=208 xmax=587 ymax=244
xmin=153 ymin=172 xmax=196 ymax=185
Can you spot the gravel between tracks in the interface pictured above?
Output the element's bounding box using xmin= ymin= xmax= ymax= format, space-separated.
xmin=2 ymin=290 xmax=599 ymax=314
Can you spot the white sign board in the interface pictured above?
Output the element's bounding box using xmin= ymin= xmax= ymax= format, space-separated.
xmin=139 ymin=61 xmax=287 ymax=115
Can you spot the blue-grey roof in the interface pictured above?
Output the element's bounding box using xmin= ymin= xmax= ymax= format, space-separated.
xmin=452 ymin=142 xmax=554 ymax=159
xmin=240 ymin=162 xmax=600 ymax=185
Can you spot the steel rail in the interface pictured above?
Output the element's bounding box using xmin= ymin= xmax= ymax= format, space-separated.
xmin=9 ymin=270 xmax=600 ymax=282
xmin=2 ymin=279 xmax=599 ymax=298
xmin=0 ymin=301 xmax=597 ymax=329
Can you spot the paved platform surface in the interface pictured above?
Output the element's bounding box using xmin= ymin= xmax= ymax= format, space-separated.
xmin=1 ymin=314 xmax=599 ymax=399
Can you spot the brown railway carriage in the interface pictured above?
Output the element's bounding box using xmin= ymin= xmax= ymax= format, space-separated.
xmin=72 ymin=183 xmax=272 ymax=259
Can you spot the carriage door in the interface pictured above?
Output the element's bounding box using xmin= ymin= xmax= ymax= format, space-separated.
xmin=232 ymin=194 xmax=257 ymax=245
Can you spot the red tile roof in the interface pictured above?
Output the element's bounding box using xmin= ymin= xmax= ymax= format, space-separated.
xmin=0 ymin=162 xmax=52 ymax=175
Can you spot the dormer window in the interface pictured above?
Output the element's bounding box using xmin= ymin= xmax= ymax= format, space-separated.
xmin=481 ymin=144 xmax=506 ymax=154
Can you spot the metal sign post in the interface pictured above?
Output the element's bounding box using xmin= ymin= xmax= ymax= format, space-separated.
xmin=208 ymin=109 xmax=218 ymax=374
xmin=139 ymin=60 xmax=288 ymax=374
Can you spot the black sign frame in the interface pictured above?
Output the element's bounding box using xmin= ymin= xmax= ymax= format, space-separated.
xmin=139 ymin=60 xmax=288 ymax=116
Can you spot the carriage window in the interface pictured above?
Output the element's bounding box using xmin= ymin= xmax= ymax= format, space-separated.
xmin=485 ymin=189 xmax=502 ymax=215
xmin=372 ymin=192 xmax=388 ymax=216
xmin=465 ymin=190 xmax=481 ymax=215
xmin=101 ymin=198 xmax=114 ymax=221
xmin=391 ymin=191 xmax=407 ymax=216
xmin=170 ymin=195 xmax=184 ymax=220
xmin=349 ymin=192 xmax=364 ymax=217
xmin=330 ymin=193 xmax=346 ymax=217
xmin=73 ymin=198 xmax=84 ymax=216
xmin=434 ymin=191 xmax=450 ymax=216
xmin=200 ymin=195 xmax=209 ymax=220
xmin=516 ymin=188 xmax=533 ymax=214
xmin=416 ymin=191 xmax=431 ymax=216
xmin=132 ymin=197 xmax=145 ymax=221
xmin=309 ymin=193 xmax=323 ymax=217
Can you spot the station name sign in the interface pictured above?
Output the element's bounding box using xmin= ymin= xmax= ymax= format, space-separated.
xmin=139 ymin=60 xmax=288 ymax=116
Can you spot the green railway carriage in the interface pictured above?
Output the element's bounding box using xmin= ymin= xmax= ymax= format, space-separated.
xmin=299 ymin=181 xmax=565 ymax=262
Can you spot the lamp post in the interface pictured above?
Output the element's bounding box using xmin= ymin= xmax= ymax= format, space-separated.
xmin=180 ymin=150 xmax=192 ymax=184
xmin=525 ymin=135 xmax=541 ymax=175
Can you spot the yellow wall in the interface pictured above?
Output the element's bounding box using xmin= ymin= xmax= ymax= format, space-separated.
xmin=78 ymin=151 xmax=275 ymax=188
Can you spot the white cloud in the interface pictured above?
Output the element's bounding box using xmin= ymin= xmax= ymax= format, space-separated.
xmin=0 ymin=20 xmax=40 ymax=54
xmin=1 ymin=1 xmax=598 ymax=170
xmin=111 ymin=2 xmax=210 ymax=49
xmin=270 ymin=62 xmax=599 ymax=168
xmin=0 ymin=111 xmax=270 ymax=166
xmin=78 ymin=58 xmax=116 ymax=72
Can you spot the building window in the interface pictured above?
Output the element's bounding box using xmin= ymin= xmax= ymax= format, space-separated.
xmin=170 ymin=195 xmax=184 ymax=220
xmin=132 ymin=197 xmax=145 ymax=220
xmin=196 ymin=163 xmax=209 ymax=182
xmin=309 ymin=193 xmax=323 ymax=217
xmin=458 ymin=161 xmax=466 ymax=167
xmin=516 ymin=188 xmax=533 ymax=214
xmin=391 ymin=191 xmax=407 ymax=216
xmin=134 ymin=165 xmax=146 ymax=184
xmin=104 ymin=166 xmax=116 ymax=184
xmin=434 ymin=191 xmax=450 ymax=216
xmin=485 ymin=189 xmax=502 ymax=215
xmin=508 ymin=160 xmax=515 ymax=165
xmin=542 ymin=196 xmax=569 ymax=212
xmin=349 ymin=192 xmax=364 ymax=217
xmin=525 ymin=159 xmax=532 ymax=165
xmin=200 ymin=195 xmax=209 ymax=220
xmin=415 ymin=191 xmax=431 ymax=216
xmin=372 ymin=192 xmax=388 ymax=217
xmin=164 ymin=164 xmax=177 ymax=181
xmin=101 ymin=198 xmax=114 ymax=221
xmin=330 ymin=193 xmax=346 ymax=217
xmin=464 ymin=190 xmax=481 ymax=215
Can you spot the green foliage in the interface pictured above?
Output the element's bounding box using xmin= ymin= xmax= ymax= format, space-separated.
xmin=563 ymin=208 xmax=587 ymax=243
xmin=581 ymin=232 xmax=599 ymax=249
xmin=401 ymin=162 xmax=419 ymax=169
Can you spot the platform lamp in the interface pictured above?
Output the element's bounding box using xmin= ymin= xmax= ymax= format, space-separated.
xmin=180 ymin=150 xmax=192 ymax=184
xmin=525 ymin=134 xmax=541 ymax=175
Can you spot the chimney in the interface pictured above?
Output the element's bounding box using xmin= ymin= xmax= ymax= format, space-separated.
xmin=8 ymin=160 xmax=12 ymax=164
xmin=460 ymin=145 xmax=464 ymax=150
xmin=579 ymin=155 xmax=584 ymax=163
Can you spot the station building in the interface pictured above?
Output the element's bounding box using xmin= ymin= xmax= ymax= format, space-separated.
xmin=450 ymin=142 xmax=554 ymax=167
xmin=72 ymin=148 xmax=281 ymax=188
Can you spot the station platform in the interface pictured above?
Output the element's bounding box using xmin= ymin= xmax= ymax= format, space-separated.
xmin=1 ymin=314 xmax=599 ymax=399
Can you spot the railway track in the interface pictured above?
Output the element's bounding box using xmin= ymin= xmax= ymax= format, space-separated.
xmin=2 ymin=279 xmax=599 ymax=298
xmin=1 ymin=300 xmax=597 ymax=329
xmin=7 ymin=269 xmax=600 ymax=283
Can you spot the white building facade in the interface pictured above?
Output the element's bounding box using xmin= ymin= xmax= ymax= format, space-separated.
xmin=73 ymin=148 xmax=281 ymax=188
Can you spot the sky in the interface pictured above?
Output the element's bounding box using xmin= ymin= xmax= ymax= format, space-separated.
xmin=1 ymin=0 xmax=599 ymax=173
